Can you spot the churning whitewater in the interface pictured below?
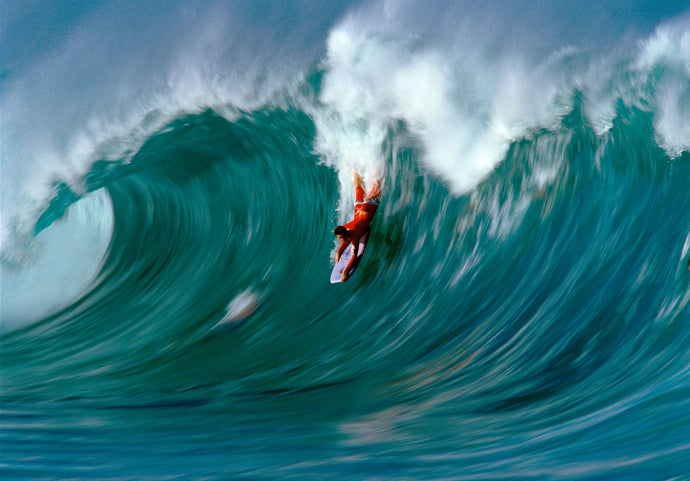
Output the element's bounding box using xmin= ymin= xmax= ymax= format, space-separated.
xmin=2 ymin=1 xmax=690 ymax=479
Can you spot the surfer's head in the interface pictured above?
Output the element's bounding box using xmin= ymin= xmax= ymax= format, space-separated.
xmin=334 ymin=225 xmax=349 ymax=240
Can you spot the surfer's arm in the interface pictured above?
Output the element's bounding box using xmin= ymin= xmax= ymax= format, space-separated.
xmin=341 ymin=252 xmax=358 ymax=282
xmin=341 ymin=238 xmax=360 ymax=281
xmin=335 ymin=240 xmax=348 ymax=263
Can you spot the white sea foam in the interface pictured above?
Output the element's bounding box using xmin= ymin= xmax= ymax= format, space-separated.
xmin=313 ymin=18 xmax=510 ymax=197
xmin=213 ymin=289 xmax=261 ymax=330
xmin=635 ymin=17 xmax=690 ymax=157
xmin=312 ymin=3 xmax=690 ymax=202
xmin=312 ymin=7 xmax=575 ymax=199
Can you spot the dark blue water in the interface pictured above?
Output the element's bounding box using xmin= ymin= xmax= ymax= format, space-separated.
xmin=2 ymin=2 xmax=690 ymax=479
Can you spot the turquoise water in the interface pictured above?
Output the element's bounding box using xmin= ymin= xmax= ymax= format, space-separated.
xmin=2 ymin=2 xmax=690 ymax=479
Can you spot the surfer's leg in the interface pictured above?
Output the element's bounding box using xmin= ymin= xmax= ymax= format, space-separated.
xmin=366 ymin=180 xmax=381 ymax=201
xmin=354 ymin=171 xmax=365 ymax=202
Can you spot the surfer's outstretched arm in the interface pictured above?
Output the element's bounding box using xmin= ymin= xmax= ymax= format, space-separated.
xmin=335 ymin=240 xmax=348 ymax=263
xmin=341 ymin=236 xmax=361 ymax=282
xmin=351 ymin=240 xmax=359 ymax=260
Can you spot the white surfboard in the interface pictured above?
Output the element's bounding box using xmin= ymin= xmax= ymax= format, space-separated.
xmin=330 ymin=235 xmax=368 ymax=284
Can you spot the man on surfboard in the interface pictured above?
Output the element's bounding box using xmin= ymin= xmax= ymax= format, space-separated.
xmin=334 ymin=171 xmax=381 ymax=282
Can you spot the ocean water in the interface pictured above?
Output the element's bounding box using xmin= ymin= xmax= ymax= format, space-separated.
xmin=2 ymin=1 xmax=690 ymax=479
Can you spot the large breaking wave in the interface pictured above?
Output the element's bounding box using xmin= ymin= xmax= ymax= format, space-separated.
xmin=2 ymin=1 xmax=690 ymax=479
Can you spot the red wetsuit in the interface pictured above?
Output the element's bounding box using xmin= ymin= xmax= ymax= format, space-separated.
xmin=342 ymin=202 xmax=377 ymax=237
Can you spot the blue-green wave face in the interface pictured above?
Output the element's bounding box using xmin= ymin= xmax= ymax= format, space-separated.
xmin=2 ymin=1 xmax=690 ymax=479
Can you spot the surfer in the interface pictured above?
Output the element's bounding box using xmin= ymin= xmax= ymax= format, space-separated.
xmin=334 ymin=171 xmax=381 ymax=282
